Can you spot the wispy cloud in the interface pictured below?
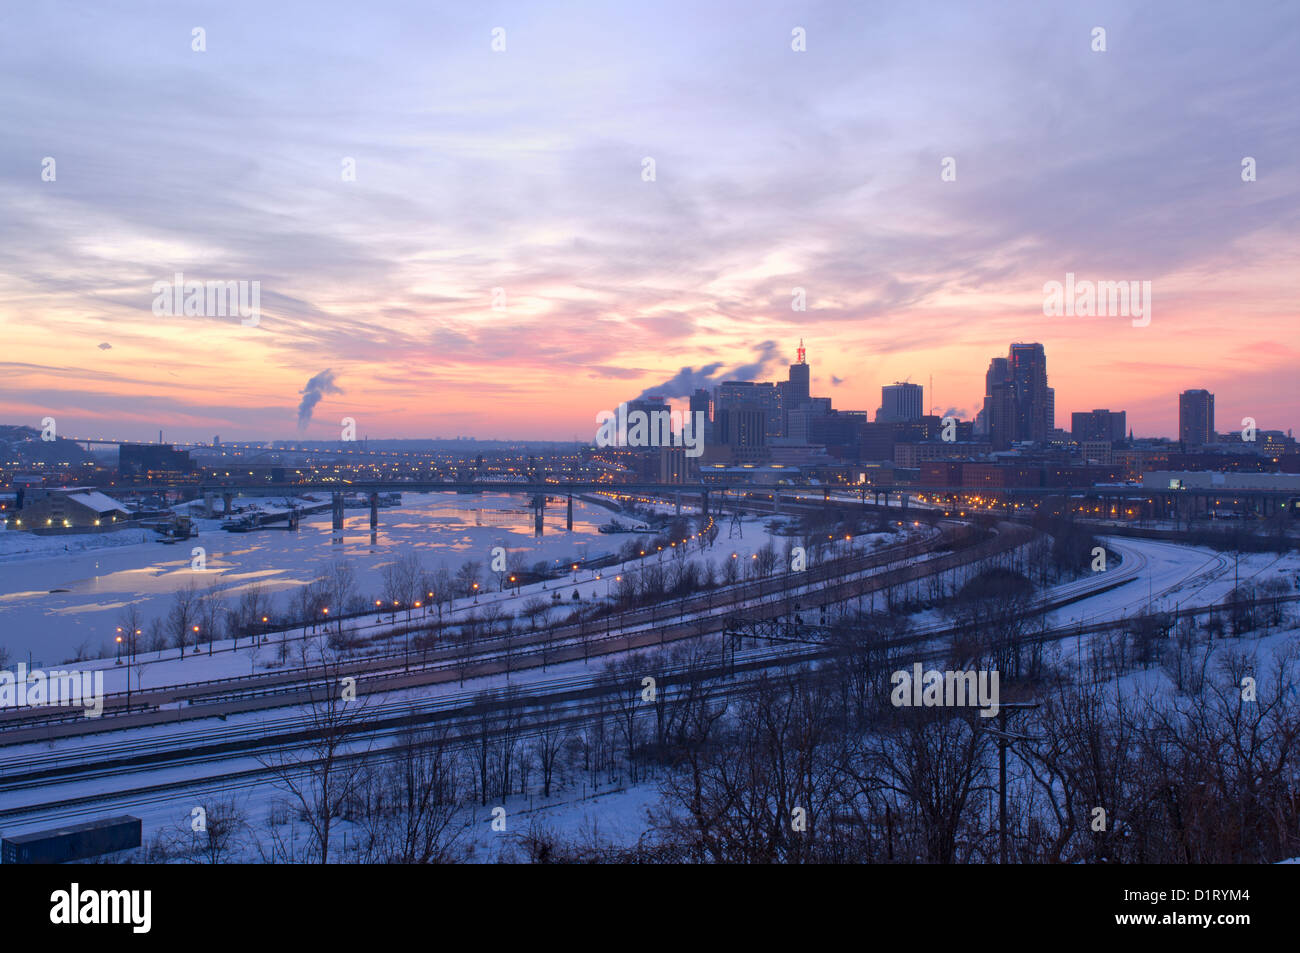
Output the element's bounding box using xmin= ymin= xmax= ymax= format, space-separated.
xmin=0 ymin=0 xmax=1295 ymax=438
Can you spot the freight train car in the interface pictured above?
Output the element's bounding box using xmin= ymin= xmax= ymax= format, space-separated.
xmin=1 ymin=816 xmax=141 ymax=864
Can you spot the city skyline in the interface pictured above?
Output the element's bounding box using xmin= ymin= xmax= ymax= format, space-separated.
xmin=2 ymin=1 xmax=1299 ymax=883
xmin=2 ymin=1 xmax=1296 ymax=442
xmin=12 ymin=337 xmax=1288 ymax=447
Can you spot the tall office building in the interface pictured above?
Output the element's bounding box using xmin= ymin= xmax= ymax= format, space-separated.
xmin=707 ymin=340 xmax=826 ymax=455
xmin=689 ymin=388 xmax=713 ymax=445
xmin=1009 ymin=343 xmax=1054 ymax=443
xmin=786 ymin=340 xmax=811 ymax=406
xmin=982 ymin=344 xmax=1054 ymax=448
xmin=878 ymin=382 xmax=923 ymax=423
xmin=983 ymin=357 xmax=1016 ymax=450
xmin=714 ymin=406 xmax=767 ymax=454
xmin=771 ymin=340 xmax=813 ymax=439
xmin=715 ymin=380 xmax=782 ymax=440
xmin=1179 ymin=389 xmax=1215 ymax=446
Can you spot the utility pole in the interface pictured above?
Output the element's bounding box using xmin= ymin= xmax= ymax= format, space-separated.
xmin=1232 ymin=548 xmax=1240 ymax=635
xmin=979 ymin=701 xmax=1039 ymax=864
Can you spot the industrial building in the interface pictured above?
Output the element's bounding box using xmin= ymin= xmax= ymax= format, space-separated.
xmin=11 ymin=486 xmax=130 ymax=531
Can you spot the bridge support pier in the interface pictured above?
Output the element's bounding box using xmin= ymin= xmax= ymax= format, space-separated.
xmin=222 ymin=492 xmax=233 ymax=516
xmin=566 ymin=494 xmax=573 ymax=531
xmin=369 ymin=492 xmax=379 ymax=531
xmin=532 ymin=494 xmax=545 ymax=537
xmin=332 ymin=492 xmax=344 ymax=532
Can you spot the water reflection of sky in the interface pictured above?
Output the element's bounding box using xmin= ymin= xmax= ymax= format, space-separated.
xmin=0 ymin=493 xmax=617 ymax=665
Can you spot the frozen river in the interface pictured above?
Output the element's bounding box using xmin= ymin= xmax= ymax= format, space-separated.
xmin=0 ymin=492 xmax=625 ymax=665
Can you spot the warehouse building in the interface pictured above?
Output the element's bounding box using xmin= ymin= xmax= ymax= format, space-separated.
xmin=11 ymin=487 xmax=131 ymax=531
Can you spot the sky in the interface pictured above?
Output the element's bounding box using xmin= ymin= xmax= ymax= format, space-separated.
xmin=1 ymin=0 xmax=1297 ymax=443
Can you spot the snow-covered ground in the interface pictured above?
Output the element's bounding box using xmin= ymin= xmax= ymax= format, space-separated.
xmin=0 ymin=527 xmax=151 ymax=559
xmin=4 ymin=518 xmax=1295 ymax=861
xmin=0 ymin=485 xmax=911 ymax=669
xmin=1054 ymin=537 xmax=1298 ymax=628
xmin=24 ymin=521 xmax=913 ymax=695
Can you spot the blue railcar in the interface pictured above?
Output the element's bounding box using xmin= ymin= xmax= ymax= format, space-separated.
xmin=1 ymin=816 xmax=141 ymax=864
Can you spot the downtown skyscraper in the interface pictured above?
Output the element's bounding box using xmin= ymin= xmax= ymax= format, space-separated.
xmin=1179 ymin=388 xmax=1215 ymax=446
xmin=981 ymin=343 xmax=1055 ymax=449
xmin=877 ymin=382 xmax=924 ymax=423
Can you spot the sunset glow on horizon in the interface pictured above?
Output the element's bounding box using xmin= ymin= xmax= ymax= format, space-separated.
xmin=2 ymin=1 xmax=1296 ymax=443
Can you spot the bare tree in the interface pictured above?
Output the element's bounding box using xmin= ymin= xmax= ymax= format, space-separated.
xmin=382 ymin=552 xmax=423 ymax=624
xmin=534 ymin=702 xmax=569 ymax=798
xmin=323 ymin=559 xmax=358 ymax=635
xmin=656 ymin=670 xmax=836 ymax=863
xmin=260 ymin=654 xmax=373 ymax=863
xmin=159 ymin=795 xmax=252 ymax=864
xmin=857 ymin=705 xmax=993 ymax=864
xmin=146 ymin=617 xmax=167 ymax=655
xmin=168 ymin=579 xmax=202 ymax=658
xmin=234 ymin=584 xmax=270 ymax=648
xmin=456 ymin=560 xmax=483 ymax=600
xmin=352 ymin=727 xmax=467 ymax=863
xmin=521 ymin=596 xmax=550 ymax=633
xmin=198 ymin=582 xmax=226 ymax=654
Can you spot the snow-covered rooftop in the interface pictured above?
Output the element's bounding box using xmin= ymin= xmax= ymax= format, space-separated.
xmin=64 ymin=491 xmax=129 ymax=514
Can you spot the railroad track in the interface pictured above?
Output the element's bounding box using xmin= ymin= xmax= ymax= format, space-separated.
xmin=0 ymin=523 xmax=983 ymax=740
xmin=6 ymin=546 xmax=1290 ymax=834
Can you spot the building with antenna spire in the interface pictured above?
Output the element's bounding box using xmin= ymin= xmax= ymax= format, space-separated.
xmin=785 ymin=339 xmax=810 ymax=407
xmin=707 ymin=340 xmax=820 ymax=456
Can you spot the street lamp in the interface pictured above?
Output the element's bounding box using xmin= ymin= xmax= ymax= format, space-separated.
xmin=127 ymin=628 xmax=140 ymax=710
